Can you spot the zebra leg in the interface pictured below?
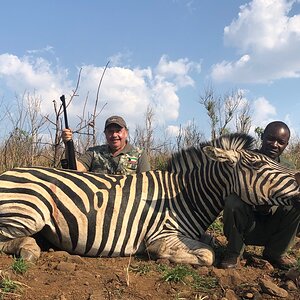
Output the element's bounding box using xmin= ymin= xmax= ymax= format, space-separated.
xmin=146 ymin=235 xmax=214 ymax=266
xmin=0 ymin=237 xmax=41 ymax=262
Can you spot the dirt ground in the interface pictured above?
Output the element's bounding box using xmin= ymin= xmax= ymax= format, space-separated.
xmin=0 ymin=234 xmax=299 ymax=300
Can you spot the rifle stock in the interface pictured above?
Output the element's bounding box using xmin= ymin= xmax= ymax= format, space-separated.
xmin=60 ymin=95 xmax=77 ymax=170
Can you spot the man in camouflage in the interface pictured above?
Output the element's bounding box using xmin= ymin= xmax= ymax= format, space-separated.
xmin=62 ymin=116 xmax=150 ymax=175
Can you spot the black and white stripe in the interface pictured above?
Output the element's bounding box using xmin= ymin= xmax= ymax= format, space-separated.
xmin=0 ymin=133 xmax=299 ymax=263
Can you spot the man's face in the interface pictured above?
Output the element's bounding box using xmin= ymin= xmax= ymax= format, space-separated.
xmin=260 ymin=125 xmax=290 ymax=159
xmin=104 ymin=124 xmax=128 ymax=153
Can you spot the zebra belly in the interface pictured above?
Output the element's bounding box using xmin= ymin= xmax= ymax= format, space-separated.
xmin=42 ymin=196 xmax=164 ymax=257
xmin=42 ymin=222 xmax=149 ymax=257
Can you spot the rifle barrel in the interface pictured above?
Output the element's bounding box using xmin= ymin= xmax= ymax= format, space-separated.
xmin=60 ymin=95 xmax=77 ymax=170
xmin=60 ymin=95 xmax=69 ymax=129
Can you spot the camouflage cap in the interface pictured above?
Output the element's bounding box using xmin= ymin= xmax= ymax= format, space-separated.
xmin=104 ymin=116 xmax=127 ymax=129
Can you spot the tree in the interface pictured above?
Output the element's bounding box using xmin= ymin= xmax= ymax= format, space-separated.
xmin=175 ymin=120 xmax=205 ymax=151
xmin=199 ymin=86 xmax=249 ymax=139
xmin=235 ymin=100 xmax=252 ymax=134
xmin=0 ymin=92 xmax=48 ymax=171
xmin=199 ymin=86 xmax=219 ymax=139
xmin=133 ymin=105 xmax=155 ymax=157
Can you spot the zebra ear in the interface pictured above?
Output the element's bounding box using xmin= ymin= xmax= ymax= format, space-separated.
xmin=203 ymin=146 xmax=238 ymax=165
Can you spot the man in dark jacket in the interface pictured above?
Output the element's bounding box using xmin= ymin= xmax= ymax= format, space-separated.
xmin=220 ymin=121 xmax=300 ymax=270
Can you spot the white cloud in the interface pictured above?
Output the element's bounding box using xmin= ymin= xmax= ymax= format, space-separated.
xmin=211 ymin=0 xmax=300 ymax=83
xmin=0 ymin=53 xmax=199 ymax=133
xmin=166 ymin=125 xmax=180 ymax=137
xmin=156 ymin=54 xmax=201 ymax=87
xmin=251 ymin=97 xmax=277 ymax=128
xmin=77 ymin=65 xmax=152 ymax=130
xmin=283 ymin=113 xmax=298 ymax=140
xmin=248 ymin=97 xmax=298 ymax=139
xmin=81 ymin=55 xmax=199 ymax=130
xmin=75 ymin=61 xmax=184 ymax=130
xmin=0 ymin=53 xmax=72 ymax=114
xmin=107 ymin=51 xmax=132 ymax=67
xmin=224 ymin=0 xmax=295 ymax=52
xmin=27 ymin=45 xmax=54 ymax=55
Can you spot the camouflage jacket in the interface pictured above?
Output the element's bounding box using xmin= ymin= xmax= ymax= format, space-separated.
xmin=78 ymin=143 xmax=150 ymax=175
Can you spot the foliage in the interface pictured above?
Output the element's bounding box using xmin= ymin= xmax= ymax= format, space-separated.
xmin=129 ymin=263 xmax=151 ymax=275
xmin=150 ymin=152 xmax=171 ymax=171
xmin=11 ymin=257 xmax=29 ymax=275
xmin=160 ymin=264 xmax=192 ymax=283
xmin=254 ymin=126 xmax=264 ymax=140
xmin=208 ymin=215 xmax=223 ymax=235
xmin=284 ymin=137 xmax=300 ymax=169
xmin=0 ymin=278 xmax=19 ymax=293
xmin=175 ymin=120 xmax=206 ymax=151
xmin=199 ymin=86 xmax=249 ymax=139
xmin=157 ymin=264 xmax=218 ymax=292
xmin=0 ymin=276 xmax=22 ymax=299
xmin=192 ymin=274 xmax=218 ymax=292
xmin=295 ymin=256 xmax=300 ymax=271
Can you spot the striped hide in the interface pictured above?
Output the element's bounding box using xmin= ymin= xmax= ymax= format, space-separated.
xmin=0 ymin=133 xmax=299 ymax=266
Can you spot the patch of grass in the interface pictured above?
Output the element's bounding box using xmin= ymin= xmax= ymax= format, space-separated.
xmin=0 ymin=276 xmax=22 ymax=299
xmin=295 ymin=256 xmax=300 ymax=271
xmin=158 ymin=265 xmax=218 ymax=292
xmin=11 ymin=257 xmax=29 ymax=275
xmin=161 ymin=265 xmax=193 ymax=283
xmin=208 ymin=216 xmax=223 ymax=235
xmin=156 ymin=263 xmax=168 ymax=273
xmin=129 ymin=263 xmax=151 ymax=275
xmin=0 ymin=257 xmax=29 ymax=299
xmin=192 ymin=274 xmax=218 ymax=292
xmin=157 ymin=264 xmax=218 ymax=292
xmin=0 ymin=278 xmax=19 ymax=293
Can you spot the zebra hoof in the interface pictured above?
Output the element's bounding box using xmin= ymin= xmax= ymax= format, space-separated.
xmin=19 ymin=248 xmax=39 ymax=263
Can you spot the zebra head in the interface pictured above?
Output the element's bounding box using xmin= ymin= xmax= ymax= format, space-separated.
xmin=203 ymin=136 xmax=300 ymax=207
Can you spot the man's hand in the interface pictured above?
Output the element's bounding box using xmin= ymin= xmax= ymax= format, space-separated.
xmin=62 ymin=128 xmax=73 ymax=144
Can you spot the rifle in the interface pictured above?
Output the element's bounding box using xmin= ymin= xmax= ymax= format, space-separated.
xmin=60 ymin=95 xmax=77 ymax=170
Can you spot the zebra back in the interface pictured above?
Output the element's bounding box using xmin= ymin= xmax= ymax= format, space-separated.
xmin=168 ymin=133 xmax=256 ymax=173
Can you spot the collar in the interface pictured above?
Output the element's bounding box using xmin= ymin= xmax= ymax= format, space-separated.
xmin=109 ymin=142 xmax=134 ymax=157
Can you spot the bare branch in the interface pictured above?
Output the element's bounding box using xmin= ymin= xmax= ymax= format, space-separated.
xmin=92 ymin=61 xmax=110 ymax=146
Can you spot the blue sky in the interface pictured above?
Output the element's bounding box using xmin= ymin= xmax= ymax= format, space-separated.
xmin=1 ymin=0 xmax=300 ymax=142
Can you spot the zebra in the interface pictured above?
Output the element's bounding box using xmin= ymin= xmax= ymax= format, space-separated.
xmin=0 ymin=133 xmax=299 ymax=266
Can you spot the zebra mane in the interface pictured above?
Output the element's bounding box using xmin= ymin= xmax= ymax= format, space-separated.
xmin=202 ymin=132 xmax=256 ymax=151
xmin=167 ymin=133 xmax=256 ymax=171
